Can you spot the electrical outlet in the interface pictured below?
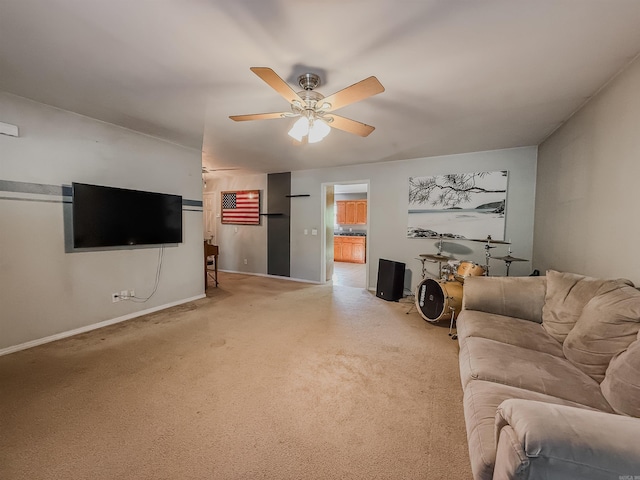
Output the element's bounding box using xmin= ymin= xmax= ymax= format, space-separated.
xmin=243 ymin=258 xmax=248 ymax=265
xmin=130 ymin=290 xmax=135 ymax=298
xmin=111 ymin=293 xmax=120 ymax=303
xmin=120 ymin=290 xmax=128 ymax=300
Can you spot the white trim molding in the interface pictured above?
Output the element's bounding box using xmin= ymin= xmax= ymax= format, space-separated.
xmin=0 ymin=294 xmax=206 ymax=356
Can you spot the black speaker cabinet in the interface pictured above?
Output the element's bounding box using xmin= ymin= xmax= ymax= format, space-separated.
xmin=376 ymin=259 xmax=405 ymax=301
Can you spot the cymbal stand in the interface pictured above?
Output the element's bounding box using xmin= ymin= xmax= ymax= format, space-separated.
xmin=417 ymin=257 xmax=427 ymax=280
xmin=436 ymin=235 xmax=444 ymax=255
xmin=415 ymin=257 xmax=440 ymax=280
xmin=483 ymin=240 xmax=496 ymax=277
xmin=504 ymin=246 xmax=513 ymax=276
xmin=448 ymin=306 xmax=458 ymax=340
xmin=435 ymin=236 xmax=447 ymax=280
xmin=437 ymin=260 xmax=446 ymax=280
xmin=406 ymin=257 xmax=424 ymax=316
xmin=504 ymin=260 xmax=513 ymax=277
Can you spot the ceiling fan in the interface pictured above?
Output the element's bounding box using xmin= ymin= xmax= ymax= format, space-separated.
xmin=202 ymin=166 xmax=241 ymax=174
xmin=230 ymin=67 xmax=385 ymax=143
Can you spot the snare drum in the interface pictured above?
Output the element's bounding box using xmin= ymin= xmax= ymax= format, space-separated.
xmin=455 ymin=261 xmax=485 ymax=282
xmin=415 ymin=278 xmax=463 ymax=322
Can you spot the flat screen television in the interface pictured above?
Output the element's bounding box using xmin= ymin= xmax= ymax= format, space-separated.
xmin=72 ymin=182 xmax=183 ymax=248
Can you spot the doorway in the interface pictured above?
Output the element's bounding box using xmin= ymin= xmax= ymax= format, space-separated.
xmin=322 ymin=182 xmax=369 ymax=288
xmin=203 ymin=192 xmax=217 ymax=243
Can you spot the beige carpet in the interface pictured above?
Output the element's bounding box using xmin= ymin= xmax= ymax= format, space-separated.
xmin=0 ymin=273 xmax=471 ymax=479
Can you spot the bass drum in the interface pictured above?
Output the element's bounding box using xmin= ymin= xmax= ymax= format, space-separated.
xmin=415 ymin=278 xmax=463 ymax=322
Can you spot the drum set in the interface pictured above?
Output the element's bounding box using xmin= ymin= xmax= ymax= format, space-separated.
xmin=412 ymin=235 xmax=528 ymax=335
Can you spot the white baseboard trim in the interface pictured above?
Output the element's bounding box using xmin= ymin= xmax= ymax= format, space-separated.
xmin=218 ymin=269 xmax=322 ymax=284
xmin=0 ymin=294 xmax=206 ymax=357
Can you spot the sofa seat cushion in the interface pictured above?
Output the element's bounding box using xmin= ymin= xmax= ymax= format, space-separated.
xmin=563 ymin=284 xmax=640 ymax=382
xmin=457 ymin=310 xmax=563 ymax=356
xmin=601 ymin=332 xmax=640 ymax=417
xmin=463 ymin=380 xmax=601 ymax=480
xmin=459 ymin=337 xmax=613 ymax=411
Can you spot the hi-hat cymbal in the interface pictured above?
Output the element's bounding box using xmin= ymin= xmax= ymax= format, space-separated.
xmin=468 ymin=236 xmax=511 ymax=244
xmin=420 ymin=253 xmax=452 ymax=262
xmin=493 ymin=255 xmax=528 ymax=262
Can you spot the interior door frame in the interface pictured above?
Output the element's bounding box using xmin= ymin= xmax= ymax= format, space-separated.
xmin=203 ymin=192 xmax=217 ymax=242
xmin=320 ymin=180 xmax=370 ymax=287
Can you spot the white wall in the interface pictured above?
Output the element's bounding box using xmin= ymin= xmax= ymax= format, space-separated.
xmin=0 ymin=93 xmax=203 ymax=352
xmin=203 ymin=174 xmax=268 ymax=274
xmin=291 ymin=147 xmax=538 ymax=289
xmin=534 ymin=55 xmax=640 ymax=284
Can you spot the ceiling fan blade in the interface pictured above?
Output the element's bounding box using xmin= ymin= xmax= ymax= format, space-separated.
xmin=321 ymin=76 xmax=385 ymax=112
xmin=203 ymin=167 xmax=241 ymax=173
xmin=250 ymin=67 xmax=307 ymax=107
xmin=229 ymin=112 xmax=291 ymax=122
xmin=325 ymin=114 xmax=375 ymax=137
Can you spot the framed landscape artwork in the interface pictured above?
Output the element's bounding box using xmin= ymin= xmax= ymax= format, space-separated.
xmin=407 ymin=171 xmax=508 ymax=240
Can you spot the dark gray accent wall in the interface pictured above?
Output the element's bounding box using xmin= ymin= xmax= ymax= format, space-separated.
xmin=267 ymin=172 xmax=291 ymax=277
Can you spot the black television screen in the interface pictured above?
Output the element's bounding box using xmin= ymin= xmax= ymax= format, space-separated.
xmin=72 ymin=182 xmax=183 ymax=248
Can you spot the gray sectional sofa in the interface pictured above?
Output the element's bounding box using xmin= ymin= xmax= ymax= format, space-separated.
xmin=456 ymin=270 xmax=640 ymax=480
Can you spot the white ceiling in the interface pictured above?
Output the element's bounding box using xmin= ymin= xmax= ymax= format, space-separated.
xmin=2 ymin=1 xmax=640 ymax=175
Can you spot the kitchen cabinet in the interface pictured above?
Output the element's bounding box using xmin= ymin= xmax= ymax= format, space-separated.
xmin=352 ymin=240 xmax=365 ymax=263
xmin=336 ymin=201 xmax=346 ymax=225
xmin=336 ymin=200 xmax=367 ymax=225
xmin=355 ymin=200 xmax=367 ymax=224
xmin=345 ymin=201 xmax=356 ymax=224
xmin=334 ymin=236 xmax=366 ymax=264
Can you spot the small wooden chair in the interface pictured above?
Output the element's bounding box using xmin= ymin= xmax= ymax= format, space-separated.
xmin=204 ymin=241 xmax=219 ymax=290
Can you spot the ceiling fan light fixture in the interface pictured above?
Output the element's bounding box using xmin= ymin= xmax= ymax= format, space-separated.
xmin=288 ymin=116 xmax=310 ymax=141
xmin=308 ymin=118 xmax=331 ymax=143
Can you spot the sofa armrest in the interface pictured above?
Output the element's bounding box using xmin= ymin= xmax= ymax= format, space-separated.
xmin=494 ymin=399 xmax=640 ymax=480
xmin=462 ymin=276 xmax=546 ymax=323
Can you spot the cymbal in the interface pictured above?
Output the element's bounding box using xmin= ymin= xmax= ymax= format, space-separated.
xmin=493 ymin=255 xmax=528 ymax=262
xmin=468 ymin=236 xmax=511 ymax=244
xmin=420 ymin=253 xmax=452 ymax=262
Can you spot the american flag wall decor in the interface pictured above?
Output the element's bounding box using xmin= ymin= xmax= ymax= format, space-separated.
xmin=221 ymin=190 xmax=260 ymax=225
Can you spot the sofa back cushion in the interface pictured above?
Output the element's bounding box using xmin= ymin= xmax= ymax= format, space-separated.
xmin=563 ymin=285 xmax=640 ymax=382
xmin=462 ymin=276 xmax=547 ymax=323
xmin=541 ymin=270 xmax=630 ymax=343
xmin=601 ymin=332 xmax=640 ymax=417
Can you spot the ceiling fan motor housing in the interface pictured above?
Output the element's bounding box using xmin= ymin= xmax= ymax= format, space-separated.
xmin=292 ymin=89 xmax=328 ymax=118
xmin=298 ymin=73 xmax=321 ymax=90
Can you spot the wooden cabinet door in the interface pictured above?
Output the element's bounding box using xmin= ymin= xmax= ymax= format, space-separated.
xmin=345 ymin=201 xmax=356 ymax=224
xmin=334 ymin=240 xmax=342 ymax=262
xmin=341 ymin=242 xmax=353 ymax=262
xmin=355 ymin=200 xmax=367 ymax=224
xmin=336 ymin=201 xmax=346 ymax=224
xmin=352 ymin=242 xmax=365 ymax=263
